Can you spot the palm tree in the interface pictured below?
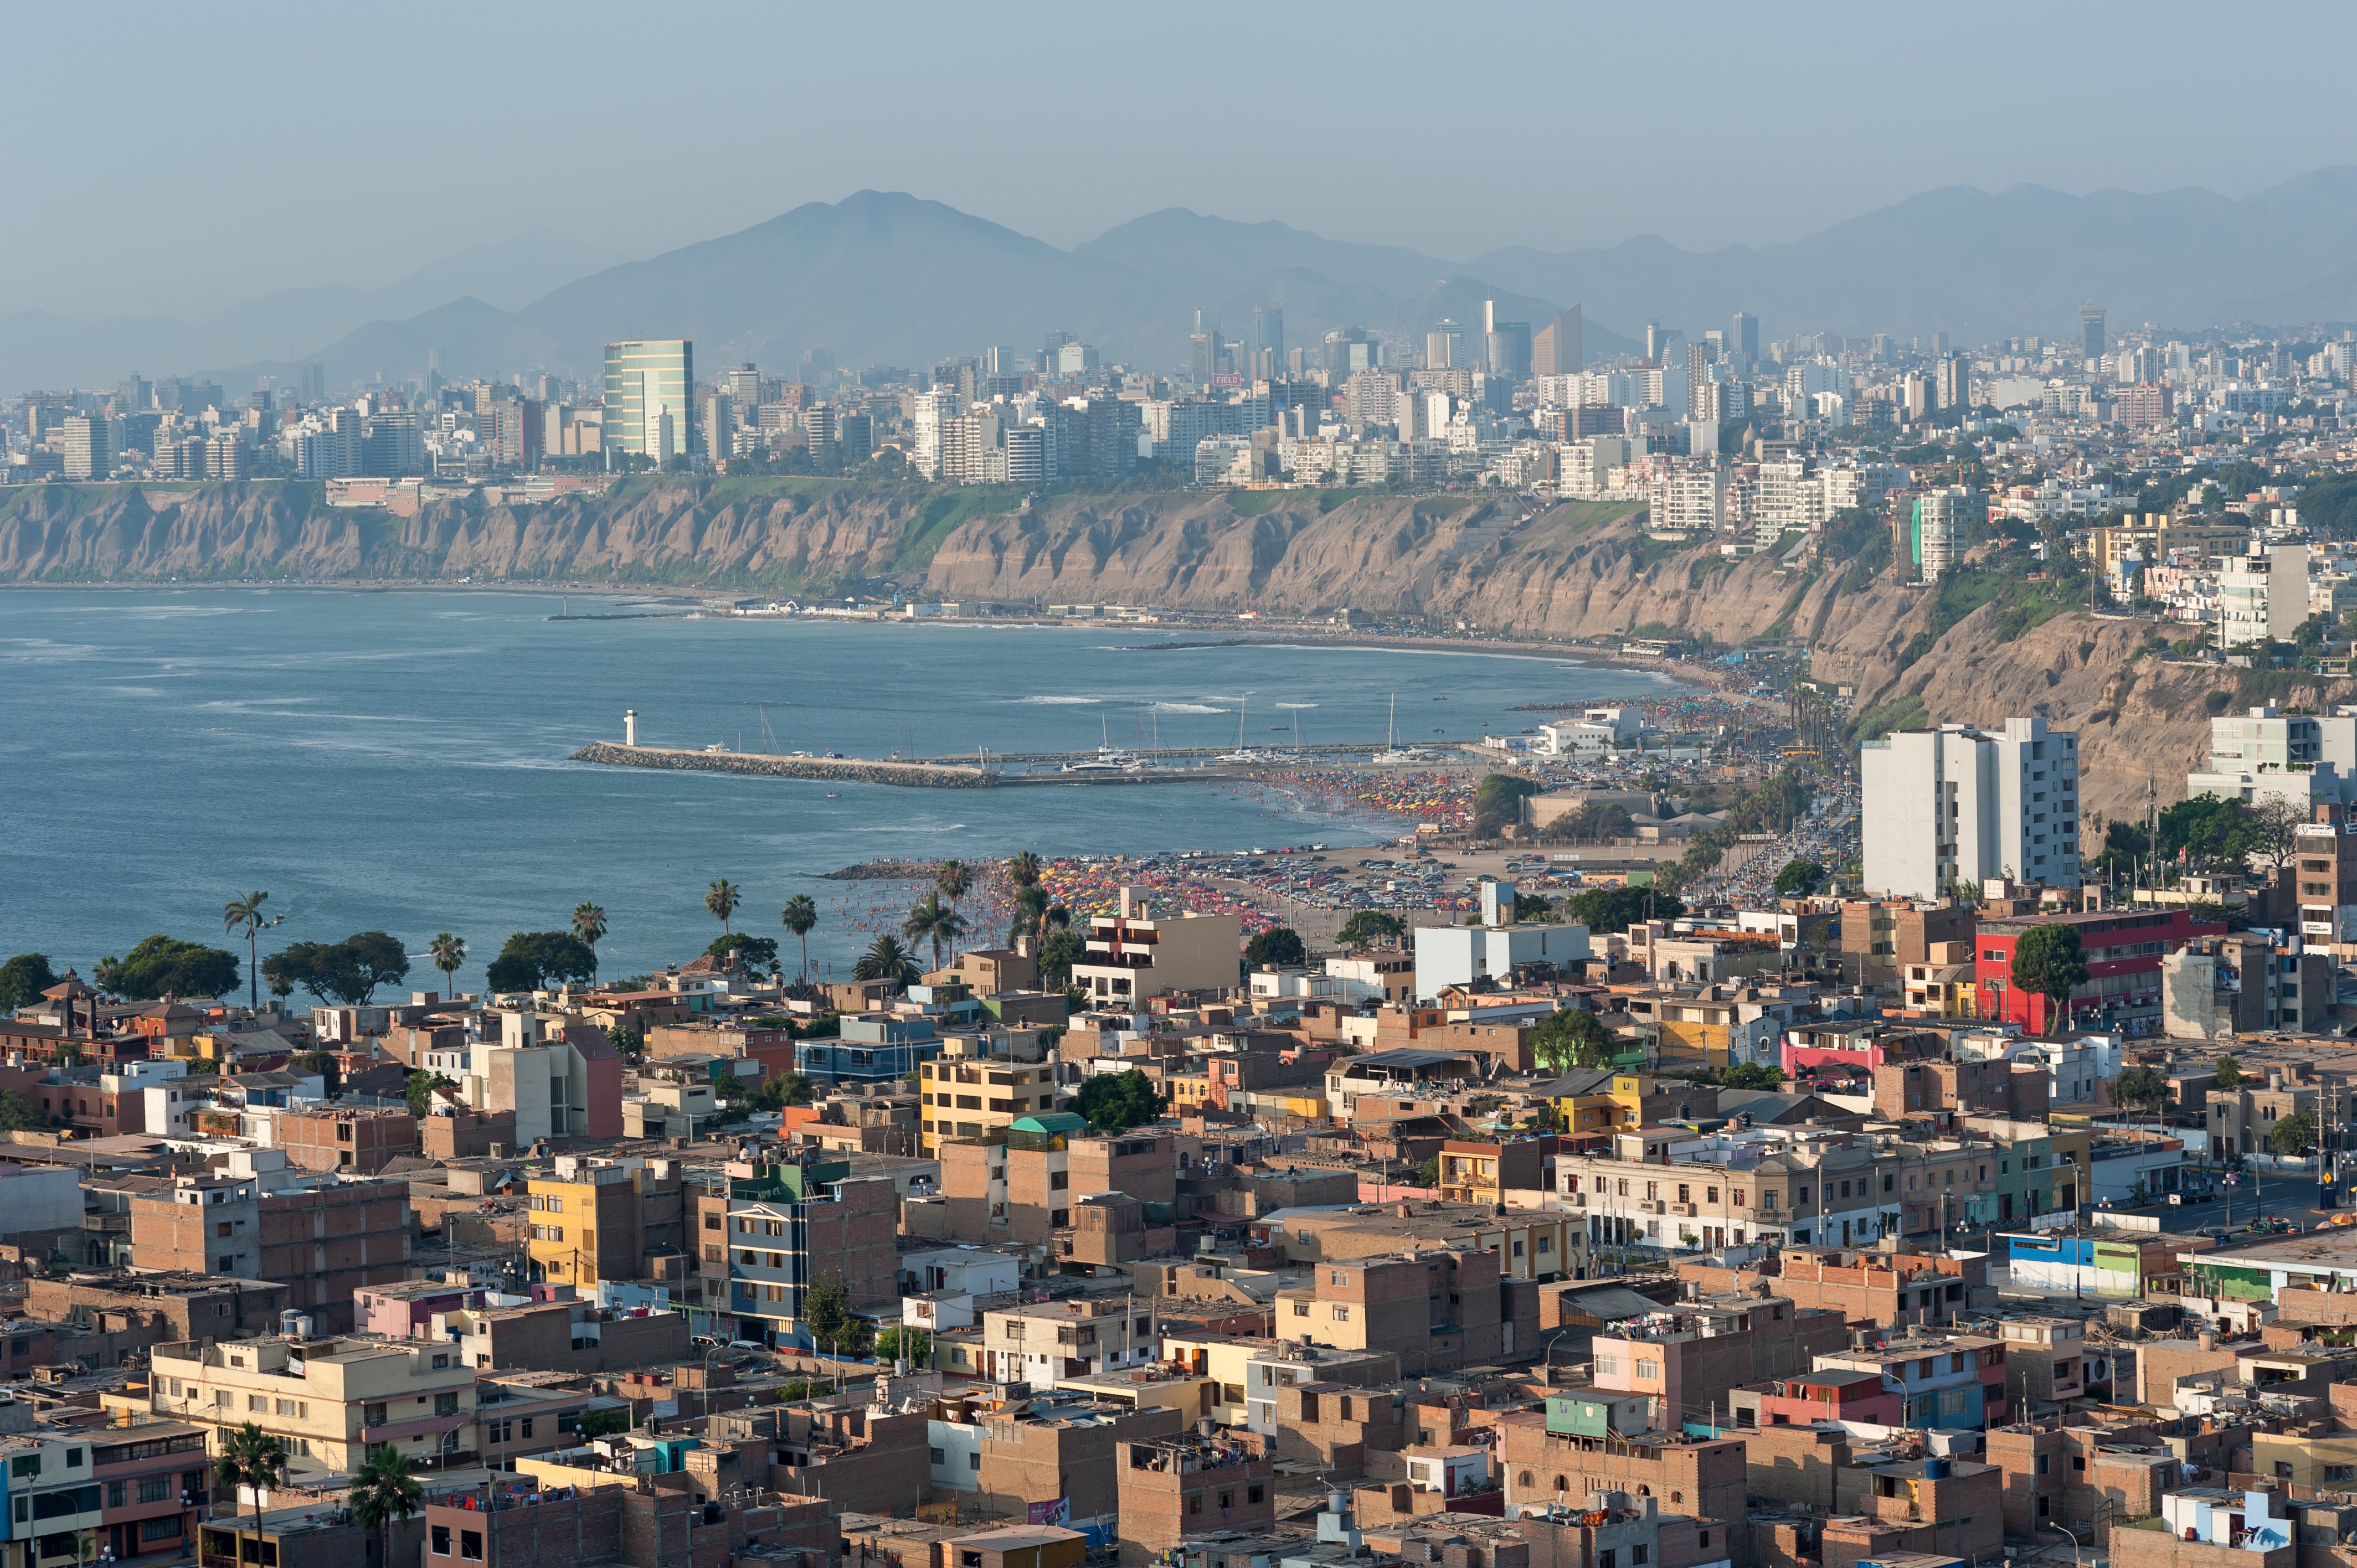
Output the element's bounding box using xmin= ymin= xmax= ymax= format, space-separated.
xmin=935 ymin=860 xmax=973 ymax=962
xmin=223 ymin=891 xmax=269 ymax=1011
xmin=215 ymin=1422 xmax=287 ymax=1568
xmin=706 ymin=879 xmax=741 ymax=935
xmin=348 ymin=1443 xmax=422 ymax=1568
xmin=570 ymin=902 xmax=609 ymax=981
xmin=1008 ymin=886 xmax=1049 ymax=948
xmin=1006 ymin=850 xmax=1042 ymax=890
xmin=427 ymin=933 xmax=466 ymax=1000
xmin=902 ymin=894 xmax=966 ymax=971
xmin=852 ymin=934 xmax=920 ymax=984
xmin=780 ymin=895 xmax=819 ymax=981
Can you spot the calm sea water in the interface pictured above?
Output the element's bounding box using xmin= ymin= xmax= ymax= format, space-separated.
xmin=0 ymin=589 xmax=1678 ymax=992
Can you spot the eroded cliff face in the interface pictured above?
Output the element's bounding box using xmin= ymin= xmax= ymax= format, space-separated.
xmin=0 ymin=479 xmax=2269 ymax=813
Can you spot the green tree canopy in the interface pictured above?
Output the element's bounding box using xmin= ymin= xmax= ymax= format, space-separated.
xmin=757 ymin=1072 xmax=816 ymax=1110
xmin=803 ymin=1271 xmax=873 ymax=1356
xmin=2215 ymin=1054 xmax=2242 ymax=1089
xmin=577 ymin=1407 xmax=630 ymax=1439
xmin=404 ymin=1071 xmax=455 ymax=1117
xmin=1530 ymin=1008 xmax=1614 ymax=1074
xmin=1565 ymin=885 xmax=1685 ymax=935
xmin=1243 ymin=927 xmax=1306 ymax=969
xmin=1771 ymin=859 xmax=1828 ymax=898
xmin=262 ymin=933 xmax=410 ymax=1006
xmin=707 ymin=933 xmax=780 ymax=975
xmin=1037 ymin=931 xmax=1085 ymax=991
xmin=482 ymin=931 xmax=596 ymax=994
xmin=2157 ymin=793 xmax=2261 ymax=873
xmin=2269 ymin=1109 xmax=2317 ymax=1159
xmin=2010 ymin=923 xmax=2090 ymax=1030
xmin=97 ymin=935 xmax=242 ymax=1001
xmin=873 ymin=1325 xmax=929 ymax=1365
xmin=2113 ymin=1064 xmax=2172 ymax=1123
xmin=0 ymin=953 xmax=59 ymax=1013
xmin=1472 ymin=774 xmax=1540 ymax=838
xmin=1073 ymin=1068 xmax=1164 ymax=1133
xmin=0 ymin=1090 xmax=46 ymax=1131
xmin=1721 ymin=1062 xmax=1787 ymax=1090
xmin=851 ymin=934 xmax=920 ymax=984
xmin=1336 ymin=911 xmax=1405 ymax=952
xmin=1513 ymin=893 xmax=1556 ymax=922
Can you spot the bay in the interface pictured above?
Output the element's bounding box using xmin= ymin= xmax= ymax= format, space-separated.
xmin=0 ymin=587 xmax=1680 ymax=993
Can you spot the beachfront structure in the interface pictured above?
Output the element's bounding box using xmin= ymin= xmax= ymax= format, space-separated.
xmin=1069 ymin=888 xmax=1240 ymax=1002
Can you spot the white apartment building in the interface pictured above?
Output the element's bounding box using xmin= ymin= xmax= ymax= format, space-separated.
xmin=2219 ymin=543 xmax=2310 ymax=647
xmin=1070 ymin=889 xmax=1240 ymax=1003
xmin=1860 ymin=716 xmax=2081 ymax=899
xmin=1412 ymin=881 xmax=1592 ymax=996
xmin=2186 ymin=703 xmax=2357 ymax=809
xmin=1909 ymin=486 xmax=1980 ymax=583
xmin=1648 ymin=460 xmax=1723 ymax=535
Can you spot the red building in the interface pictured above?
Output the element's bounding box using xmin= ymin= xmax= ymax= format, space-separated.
xmin=1975 ymin=907 xmax=2221 ymax=1035
xmin=1735 ymin=1369 xmax=1905 ymax=1428
xmin=94 ymin=1419 xmax=210 ymax=1561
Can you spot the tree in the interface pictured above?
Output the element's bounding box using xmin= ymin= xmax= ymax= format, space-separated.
xmin=2113 ymin=1064 xmax=2171 ymax=1130
xmin=1415 ymin=1154 xmax=1440 ymax=1188
xmin=1530 ymin=1008 xmax=1614 ymax=1074
xmin=577 ymin=1407 xmax=631 ymax=1440
xmin=483 ymin=931 xmax=597 ymax=993
xmin=707 ymin=933 xmax=780 ymax=976
xmin=780 ymin=895 xmax=819 ymax=979
xmin=1336 ymin=911 xmax=1405 ymax=952
xmin=803 ymin=1271 xmax=873 ymax=1358
xmin=1514 ymin=893 xmax=1555 ymax=922
xmin=348 ymin=1443 xmax=422 ymax=1568
xmin=1009 ymin=885 xmax=1051 ymax=947
xmin=902 ymin=894 xmax=966 ymax=970
xmin=2216 ymin=1054 xmax=2242 ymax=1089
xmin=935 ymin=860 xmax=973 ymax=960
xmin=215 ymin=1422 xmax=288 ymax=1568
xmin=0 ymin=953 xmax=58 ymax=1014
xmin=1566 ymin=885 xmax=1686 ymax=935
xmin=2010 ymin=923 xmax=2090 ymax=1031
xmin=851 ymin=934 xmax=919 ymax=984
xmin=756 ymin=1072 xmax=815 ymax=1110
xmin=1772 ymin=860 xmax=1828 ymax=898
xmin=2269 ymin=1109 xmax=2318 ymax=1161
xmin=706 ymin=879 xmax=742 ymax=935
xmin=0 ymin=1090 xmax=45 ymax=1131
xmin=1243 ymin=928 xmax=1306 ymax=969
xmin=1073 ymin=1068 xmax=1163 ymax=1133
xmin=1472 ymin=774 xmax=1540 ymax=838
xmin=290 ymin=1050 xmax=342 ymax=1098
xmin=2157 ymin=793 xmax=2261 ymax=876
xmin=1542 ymin=801 xmax=1634 ymax=845
xmin=223 ymin=891 xmax=270 ymax=1011
xmin=873 ymin=1325 xmax=930 ymax=1365
xmin=570 ymin=904 xmax=609 ymax=981
xmin=261 ymin=933 xmax=409 ymax=1007
xmin=404 ymin=1072 xmax=455 ymax=1118
xmin=1036 ymin=931 xmax=1085 ymax=991
xmin=1006 ymin=850 xmax=1042 ymax=890
xmin=96 ymin=935 xmax=242 ymax=1001
xmin=1721 ymin=1062 xmax=1787 ymax=1091
xmin=428 ymin=933 xmax=466 ymax=999
xmin=2249 ymin=795 xmax=2309 ymax=877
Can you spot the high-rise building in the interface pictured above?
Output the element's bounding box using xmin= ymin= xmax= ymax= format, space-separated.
xmin=1482 ymin=300 xmax=1531 ymax=380
xmin=603 ymin=341 xmax=693 ymax=466
xmin=1425 ymin=320 xmax=1466 ymax=370
xmin=1731 ymin=311 xmax=1758 ymax=367
xmin=61 ymin=415 xmax=112 ymax=480
xmin=1934 ymin=353 xmax=1970 ymax=411
xmin=727 ymin=363 xmax=761 ymax=406
xmin=1901 ymin=485 xmax=1980 ymax=582
xmin=1860 ymin=716 xmax=2080 ymax=899
xmin=1685 ymin=342 xmax=1717 ymax=419
xmin=1253 ymin=303 xmax=1284 ymax=363
xmin=1532 ymin=307 xmax=1582 ymax=376
xmin=203 ymin=433 xmax=246 ymax=481
xmin=2080 ymin=304 xmax=2107 ymax=362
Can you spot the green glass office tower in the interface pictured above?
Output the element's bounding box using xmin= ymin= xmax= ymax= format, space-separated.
xmin=603 ymin=340 xmax=693 ymax=465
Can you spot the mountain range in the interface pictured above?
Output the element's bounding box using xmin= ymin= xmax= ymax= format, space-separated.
xmin=15 ymin=168 xmax=2357 ymax=396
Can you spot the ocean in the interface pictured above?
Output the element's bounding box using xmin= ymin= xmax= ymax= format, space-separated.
xmin=0 ymin=587 xmax=1680 ymax=993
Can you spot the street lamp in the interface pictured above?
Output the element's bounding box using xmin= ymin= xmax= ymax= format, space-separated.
xmin=2047 ymin=1520 xmax=2081 ymax=1568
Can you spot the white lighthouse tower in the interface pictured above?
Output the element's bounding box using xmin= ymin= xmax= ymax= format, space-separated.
xmin=624 ymin=708 xmax=638 ymax=747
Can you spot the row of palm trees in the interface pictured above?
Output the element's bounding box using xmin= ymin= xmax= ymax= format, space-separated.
xmin=217 ymin=1424 xmax=419 ymax=1568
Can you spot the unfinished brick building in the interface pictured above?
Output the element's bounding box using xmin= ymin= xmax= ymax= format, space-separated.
xmin=1495 ymin=1419 xmax=1748 ymax=1568
xmin=1116 ymin=1431 xmax=1274 ymax=1565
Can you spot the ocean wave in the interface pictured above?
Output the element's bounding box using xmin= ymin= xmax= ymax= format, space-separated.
xmin=1017 ymin=695 xmax=1101 ymax=705
xmin=1273 ymin=702 xmax=1319 ymax=709
xmin=1152 ymin=702 xmax=1227 ymax=714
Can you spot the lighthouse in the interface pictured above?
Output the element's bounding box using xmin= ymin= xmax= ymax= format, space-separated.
xmin=625 ymin=708 xmax=638 ymax=747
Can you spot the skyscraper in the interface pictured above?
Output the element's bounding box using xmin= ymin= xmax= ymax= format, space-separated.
xmin=1425 ymin=321 xmax=1466 ymax=370
xmin=1730 ymin=312 xmax=1758 ymax=368
xmin=61 ymin=415 xmax=111 ymax=481
xmin=1860 ymin=716 xmax=2078 ymax=899
xmin=1253 ymin=304 xmax=1284 ymax=363
xmin=603 ymin=341 xmax=693 ymax=466
xmin=2081 ymin=303 xmax=2107 ymax=362
xmin=727 ymin=364 xmax=761 ymax=406
xmin=1483 ymin=302 xmax=1531 ymax=381
xmin=1532 ymin=307 xmax=1582 ymax=376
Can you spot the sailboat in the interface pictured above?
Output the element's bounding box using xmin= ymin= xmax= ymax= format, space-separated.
xmin=1217 ymin=693 xmax=1263 ymax=764
xmin=1063 ymin=712 xmax=1145 ymax=774
xmin=1375 ymin=693 xmax=1430 ymax=764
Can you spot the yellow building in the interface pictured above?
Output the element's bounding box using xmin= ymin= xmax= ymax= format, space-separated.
xmin=918 ymin=1040 xmax=1061 ymax=1154
xmin=1161 ymin=1333 xmax=1263 ymax=1426
xmin=145 ymin=1335 xmax=478 ymax=1476
xmin=526 ymin=1157 xmax=664 ymax=1287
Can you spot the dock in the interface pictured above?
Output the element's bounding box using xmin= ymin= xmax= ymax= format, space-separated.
xmin=568 ymin=741 xmax=1325 ymax=790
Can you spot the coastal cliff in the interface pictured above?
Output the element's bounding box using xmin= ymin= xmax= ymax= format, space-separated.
xmin=0 ymin=477 xmax=2252 ymax=815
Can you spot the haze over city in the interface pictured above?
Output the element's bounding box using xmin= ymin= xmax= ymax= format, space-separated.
xmin=9 ymin=11 xmax=2357 ymax=1568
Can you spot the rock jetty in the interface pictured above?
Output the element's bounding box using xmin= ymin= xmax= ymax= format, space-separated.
xmin=570 ymin=741 xmax=992 ymax=789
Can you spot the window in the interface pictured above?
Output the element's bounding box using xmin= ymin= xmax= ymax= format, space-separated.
xmin=704 ymin=1215 xmax=721 ymax=1231
xmin=435 ymin=1393 xmax=460 ymax=1417
xmin=1188 ymin=1498 xmax=1201 ymax=1516
xmin=106 ymin=1483 xmax=125 ymax=1509
xmin=1249 ymin=1486 xmax=1264 ymax=1504
xmin=930 ymin=1448 xmax=946 ymax=1466
xmin=1633 ymin=1550 xmax=1649 ymax=1565
xmin=141 ymin=1519 xmax=182 ymax=1544
xmin=1636 ymin=1362 xmax=1658 ymax=1380
xmin=9 ymin=1457 xmax=35 ymax=1479
xmin=138 ymin=1476 xmax=170 ymax=1504
xmin=1601 ymin=1553 xmax=1617 ymax=1568
xmin=461 ymin=1531 xmax=483 ymax=1562
xmin=248 ymin=1395 xmax=266 ymax=1412
xmin=1332 ymin=1306 xmax=1350 ymax=1322
xmin=215 ymin=1222 xmax=233 ymax=1237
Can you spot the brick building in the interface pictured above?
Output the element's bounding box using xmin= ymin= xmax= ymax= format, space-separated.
xmin=422 ymin=1106 xmax=518 ymax=1161
xmin=23 ymin=1272 xmax=292 ymax=1345
xmin=275 ymin=1106 xmax=418 ymax=1174
xmin=1676 ymin=1244 xmax=1987 ymax=1330
xmin=1586 ymin=1294 xmax=1849 ymax=1433
xmin=127 ymin=1171 xmax=410 ymax=1334
xmin=420 ymin=1477 xmax=838 ymax=1568
xmin=1495 ymin=1420 xmax=1747 ymax=1565
xmin=1275 ymin=1248 xmax=1504 ymax=1375
xmin=1116 ymin=1431 xmax=1274 ymax=1565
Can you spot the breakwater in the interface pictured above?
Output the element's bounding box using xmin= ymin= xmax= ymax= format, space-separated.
xmin=571 ymin=742 xmax=992 ymax=788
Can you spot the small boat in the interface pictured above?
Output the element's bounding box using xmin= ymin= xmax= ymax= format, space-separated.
xmin=825 ymin=791 xmax=841 ymax=798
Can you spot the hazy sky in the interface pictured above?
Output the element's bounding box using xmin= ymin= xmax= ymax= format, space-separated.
xmin=16 ymin=1 xmax=2357 ymax=321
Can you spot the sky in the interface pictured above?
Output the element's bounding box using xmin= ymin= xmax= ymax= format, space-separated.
xmin=14 ymin=0 xmax=2357 ymax=322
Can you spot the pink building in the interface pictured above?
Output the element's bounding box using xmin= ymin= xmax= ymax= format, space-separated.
xmin=1732 ymin=1369 xmax=1904 ymax=1430
xmin=354 ymin=1277 xmax=491 ymax=1337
